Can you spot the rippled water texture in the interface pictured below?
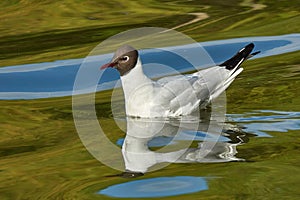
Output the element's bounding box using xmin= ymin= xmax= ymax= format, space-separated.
xmin=98 ymin=110 xmax=300 ymax=198
xmin=1 ymin=33 xmax=300 ymax=199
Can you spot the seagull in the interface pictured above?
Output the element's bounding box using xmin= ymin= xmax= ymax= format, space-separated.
xmin=101 ymin=43 xmax=259 ymax=118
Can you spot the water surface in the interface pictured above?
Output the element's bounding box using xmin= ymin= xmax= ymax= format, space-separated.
xmin=98 ymin=110 xmax=300 ymax=198
xmin=1 ymin=34 xmax=300 ymax=200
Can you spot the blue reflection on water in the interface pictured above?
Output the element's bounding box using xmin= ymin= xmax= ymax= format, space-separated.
xmin=227 ymin=110 xmax=300 ymax=137
xmin=1 ymin=34 xmax=300 ymax=99
xmin=116 ymin=110 xmax=300 ymax=147
xmin=98 ymin=176 xmax=208 ymax=198
xmin=117 ymin=131 xmax=230 ymax=148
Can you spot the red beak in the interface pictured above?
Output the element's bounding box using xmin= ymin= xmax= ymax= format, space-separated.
xmin=100 ymin=62 xmax=116 ymax=70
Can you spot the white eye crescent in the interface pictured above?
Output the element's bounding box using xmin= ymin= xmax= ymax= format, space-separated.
xmin=122 ymin=56 xmax=129 ymax=62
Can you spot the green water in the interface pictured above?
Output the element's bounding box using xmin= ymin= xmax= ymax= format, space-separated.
xmin=1 ymin=0 xmax=300 ymax=199
xmin=0 ymin=51 xmax=300 ymax=199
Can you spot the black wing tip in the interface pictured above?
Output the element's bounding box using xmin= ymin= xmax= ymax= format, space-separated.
xmin=220 ymin=43 xmax=257 ymax=70
xmin=242 ymin=43 xmax=255 ymax=55
xmin=247 ymin=43 xmax=255 ymax=49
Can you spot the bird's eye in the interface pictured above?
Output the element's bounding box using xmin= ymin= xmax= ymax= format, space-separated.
xmin=121 ymin=56 xmax=129 ymax=62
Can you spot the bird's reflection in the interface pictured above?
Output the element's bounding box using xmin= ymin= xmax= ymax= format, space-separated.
xmin=115 ymin=110 xmax=254 ymax=178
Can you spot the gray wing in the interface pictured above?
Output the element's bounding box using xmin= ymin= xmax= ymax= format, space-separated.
xmin=153 ymin=75 xmax=208 ymax=116
xmin=153 ymin=66 xmax=233 ymax=115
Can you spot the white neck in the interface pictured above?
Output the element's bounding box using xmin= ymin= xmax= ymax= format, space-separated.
xmin=120 ymin=58 xmax=151 ymax=91
xmin=120 ymin=57 xmax=154 ymax=117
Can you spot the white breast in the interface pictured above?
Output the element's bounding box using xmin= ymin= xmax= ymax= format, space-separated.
xmin=120 ymin=58 xmax=156 ymax=117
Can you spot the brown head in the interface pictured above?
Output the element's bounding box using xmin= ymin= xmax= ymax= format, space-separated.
xmin=100 ymin=45 xmax=139 ymax=76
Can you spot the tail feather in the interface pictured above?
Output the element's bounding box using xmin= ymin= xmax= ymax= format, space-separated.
xmin=220 ymin=43 xmax=256 ymax=70
xmin=210 ymin=43 xmax=259 ymax=101
xmin=247 ymin=50 xmax=261 ymax=59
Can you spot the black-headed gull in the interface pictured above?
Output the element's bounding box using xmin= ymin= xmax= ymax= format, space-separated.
xmin=101 ymin=44 xmax=259 ymax=118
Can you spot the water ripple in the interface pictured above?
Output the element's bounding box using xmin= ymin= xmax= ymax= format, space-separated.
xmin=227 ymin=110 xmax=300 ymax=137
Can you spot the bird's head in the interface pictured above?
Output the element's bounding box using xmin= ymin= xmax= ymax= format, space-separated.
xmin=100 ymin=45 xmax=139 ymax=76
